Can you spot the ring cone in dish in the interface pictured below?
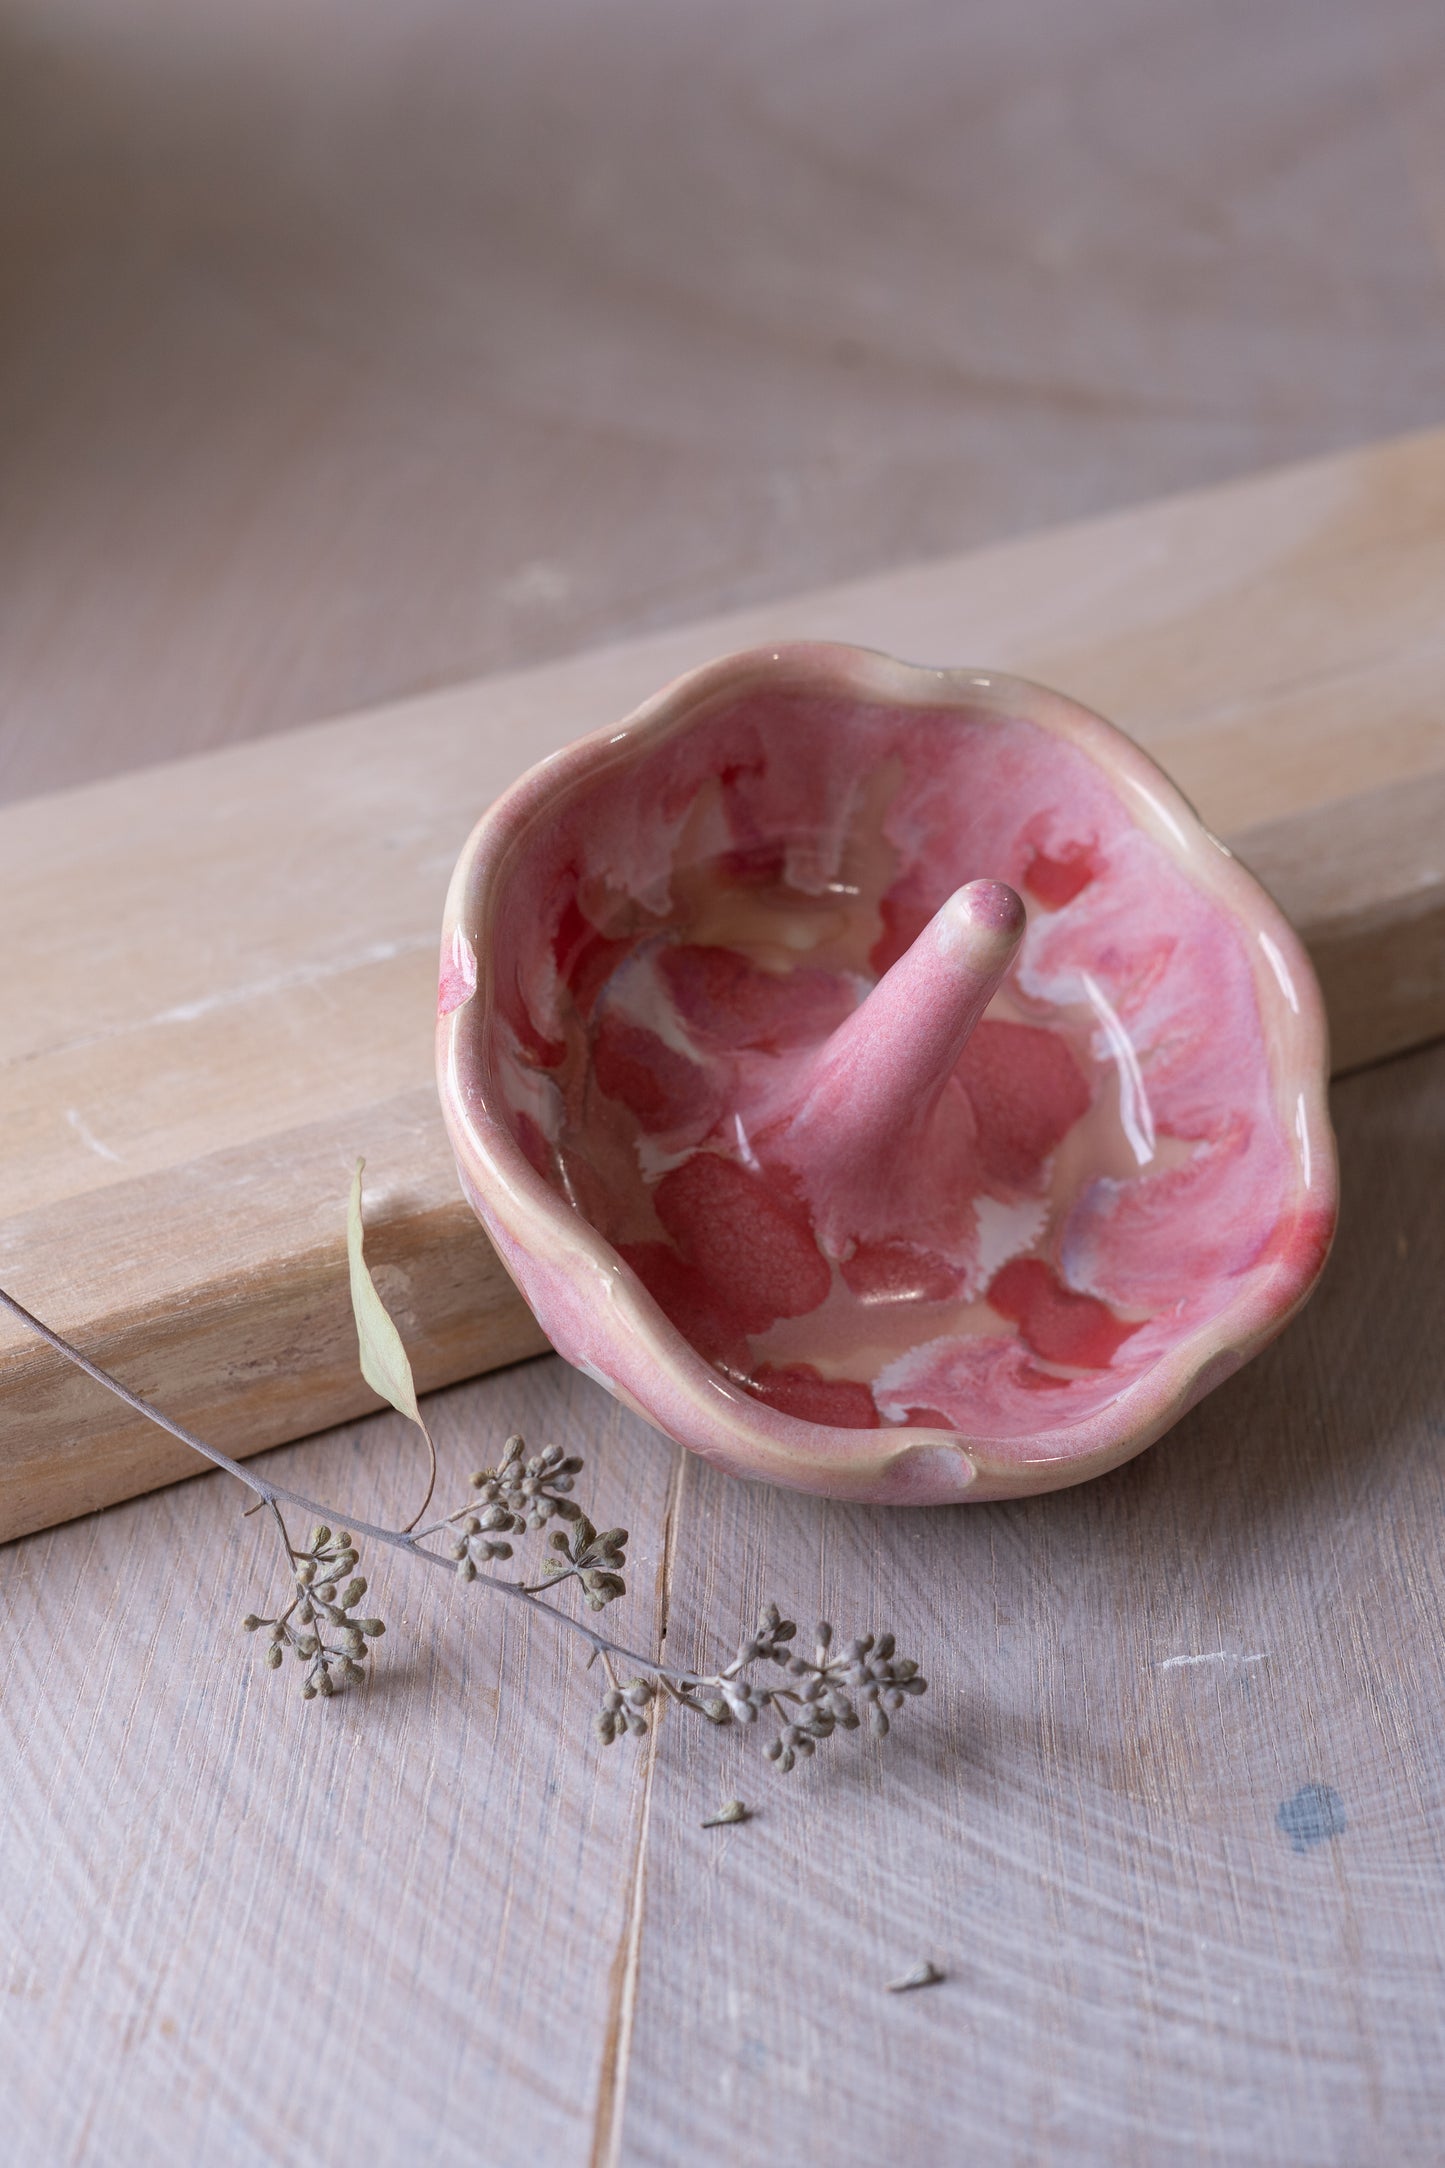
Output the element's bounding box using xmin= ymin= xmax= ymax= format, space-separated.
xmin=437 ymin=644 xmax=1336 ymax=1505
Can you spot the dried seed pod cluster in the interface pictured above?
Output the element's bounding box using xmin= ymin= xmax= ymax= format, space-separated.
xmin=2 ymin=1199 xmax=937 ymax=1774
xmin=592 ymin=1601 xmax=928 ymax=1773
xmin=542 ymin=1513 xmax=630 ymax=1611
xmin=595 ymin=1675 xmax=655 ymax=1744
xmin=450 ymin=1434 xmax=586 ymax=1574
xmin=762 ymin=1622 xmax=927 ymax=1772
xmin=242 ymin=1524 xmax=386 ymax=1698
xmin=441 ymin=1432 xmax=631 ymax=1609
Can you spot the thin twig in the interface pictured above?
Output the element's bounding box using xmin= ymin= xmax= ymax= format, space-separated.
xmin=2 ymin=1282 xmax=929 ymax=1762
xmin=0 ymin=1283 xmax=662 ymax=1677
xmin=400 ymin=1415 xmax=438 ymax=1536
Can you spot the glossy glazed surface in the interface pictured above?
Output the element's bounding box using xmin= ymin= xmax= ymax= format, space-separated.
xmin=439 ymin=647 xmax=1335 ymax=1502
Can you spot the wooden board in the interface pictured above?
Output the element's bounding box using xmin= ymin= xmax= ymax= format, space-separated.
xmin=3 ymin=424 xmax=1445 ymax=1541
xmin=3 ymin=1038 xmax=1443 ymax=2166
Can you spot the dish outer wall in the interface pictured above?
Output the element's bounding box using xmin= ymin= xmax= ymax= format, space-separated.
xmin=436 ymin=644 xmax=1337 ymax=1506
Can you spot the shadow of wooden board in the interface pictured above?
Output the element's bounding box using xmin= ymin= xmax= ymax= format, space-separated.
xmin=2 ymin=425 xmax=1444 ymax=1541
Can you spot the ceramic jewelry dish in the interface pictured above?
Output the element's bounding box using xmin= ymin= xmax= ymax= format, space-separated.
xmin=437 ymin=644 xmax=1336 ymax=1505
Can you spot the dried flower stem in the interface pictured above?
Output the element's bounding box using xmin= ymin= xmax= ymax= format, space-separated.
xmin=1 ymin=1282 xmax=927 ymax=1766
xmin=0 ymin=1284 xmax=658 ymax=1671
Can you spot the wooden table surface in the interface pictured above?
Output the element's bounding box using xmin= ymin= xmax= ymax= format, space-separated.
xmin=4 ymin=5 xmax=1445 ymax=2163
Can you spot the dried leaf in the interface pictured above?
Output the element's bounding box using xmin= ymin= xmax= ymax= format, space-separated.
xmin=347 ymin=1159 xmax=436 ymax=1528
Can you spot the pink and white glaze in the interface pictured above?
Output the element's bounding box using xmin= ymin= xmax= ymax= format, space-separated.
xmin=437 ymin=644 xmax=1336 ymax=1505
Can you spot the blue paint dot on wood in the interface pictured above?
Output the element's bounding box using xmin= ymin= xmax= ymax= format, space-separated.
xmin=1277 ymin=1783 xmax=1347 ymax=1854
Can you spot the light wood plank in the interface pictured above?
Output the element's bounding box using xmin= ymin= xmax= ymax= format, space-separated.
xmin=0 ymin=1093 xmax=546 ymax=1537
xmin=5 ymin=427 xmax=1445 ymax=1538
xmin=1234 ymin=770 xmax=1445 ymax=1072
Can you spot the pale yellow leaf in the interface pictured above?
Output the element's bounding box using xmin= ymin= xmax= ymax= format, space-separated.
xmin=346 ymin=1160 xmax=437 ymax=1528
xmin=347 ymin=1159 xmax=422 ymax=1423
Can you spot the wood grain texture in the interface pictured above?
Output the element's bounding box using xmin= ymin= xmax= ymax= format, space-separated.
xmin=5 ymin=424 xmax=1445 ymax=1539
xmin=1234 ymin=768 xmax=1445 ymax=1072
xmin=0 ymin=1359 xmax=678 ymax=2167
xmin=3 ymin=1042 xmax=1443 ymax=2167
xmin=0 ymin=1095 xmax=546 ymax=1537
xmin=4 ymin=0 xmax=1445 ymax=808
xmin=5 ymin=3 xmax=1445 ymax=2159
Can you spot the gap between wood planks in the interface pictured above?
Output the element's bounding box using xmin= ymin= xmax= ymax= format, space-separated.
xmin=589 ymin=1443 xmax=690 ymax=2166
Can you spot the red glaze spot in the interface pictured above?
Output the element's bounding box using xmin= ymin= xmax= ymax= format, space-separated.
xmin=592 ymin=1014 xmax=724 ymax=1133
xmin=868 ymin=894 xmax=932 ymax=977
xmin=1022 ymin=840 xmax=1097 ymax=910
xmin=553 ymin=895 xmax=631 ymax=1019
xmin=660 ymin=944 xmax=854 ymax=1054
xmin=840 ymin=1240 xmax=966 ymax=1305
xmin=748 ymin=1363 xmax=880 ymax=1429
xmin=987 ymin=1257 xmax=1140 ymax=1369
xmin=654 ymin=1154 xmax=832 ymax=1333
xmin=959 ymin=1021 xmax=1091 ymax=1191
xmin=618 ymin=1241 xmax=750 ymax=1369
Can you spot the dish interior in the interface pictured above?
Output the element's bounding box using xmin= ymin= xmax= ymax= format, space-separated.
xmin=474 ymin=681 xmax=1298 ymax=1447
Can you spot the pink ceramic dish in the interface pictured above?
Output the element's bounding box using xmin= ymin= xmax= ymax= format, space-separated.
xmin=437 ymin=644 xmax=1336 ymax=1506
